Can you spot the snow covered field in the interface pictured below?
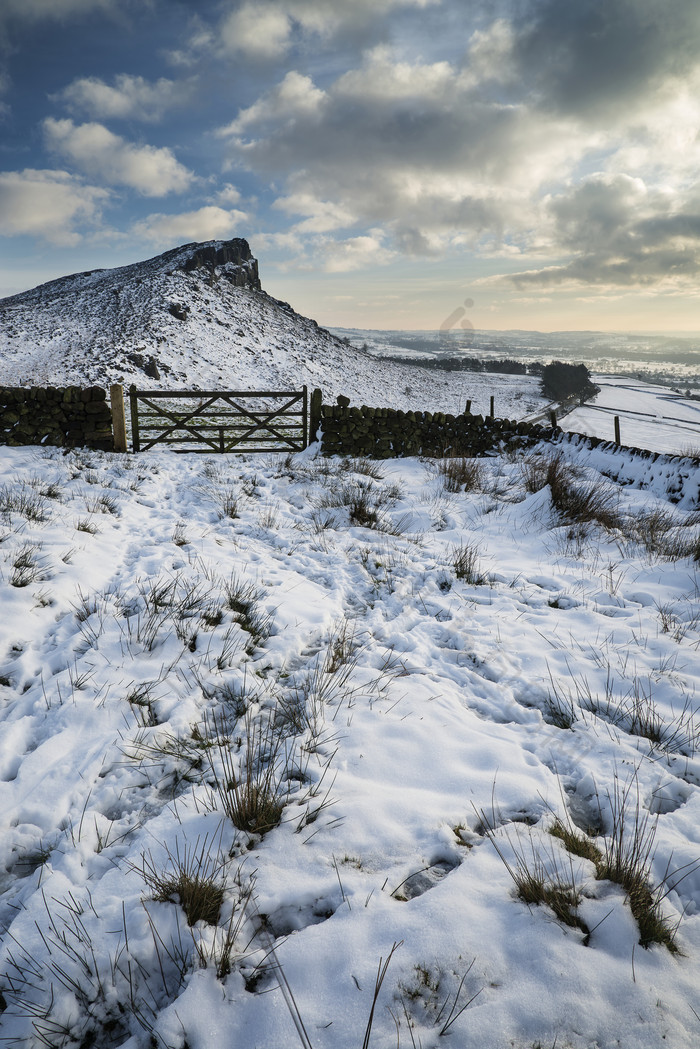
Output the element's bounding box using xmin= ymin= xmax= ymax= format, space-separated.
xmin=1 ymin=439 xmax=700 ymax=1048
xmin=562 ymin=377 xmax=700 ymax=457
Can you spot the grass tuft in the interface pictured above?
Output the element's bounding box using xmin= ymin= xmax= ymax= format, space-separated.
xmin=223 ymin=573 xmax=271 ymax=650
xmin=438 ymin=457 xmax=483 ymax=493
xmin=135 ymin=837 xmax=226 ymax=926
xmin=596 ymin=775 xmax=680 ymax=952
xmin=0 ymin=483 xmax=49 ymax=522
xmin=549 ymin=817 xmax=603 ymax=866
xmin=207 ymin=714 xmax=287 ymax=836
xmin=9 ymin=543 xmax=47 ymax=587
xmin=452 ymin=541 xmax=487 ymax=585
xmin=485 ymin=818 xmax=590 ymax=941
xmin=522 ymin=452 xmax=621 ymax=530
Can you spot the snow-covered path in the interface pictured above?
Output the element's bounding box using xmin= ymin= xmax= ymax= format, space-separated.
xmin=0 ymin=442 xmax=699 ymax=1048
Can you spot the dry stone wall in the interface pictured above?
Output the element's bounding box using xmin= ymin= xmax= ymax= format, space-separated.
xmin=0 ymin=386 xmax=113 ymax=451
xmin=319 ymin=402 xmax=557 ymax=458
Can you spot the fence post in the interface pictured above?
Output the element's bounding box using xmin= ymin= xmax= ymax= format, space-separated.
xmin=309 ymin=387 xmax=322 ymax=444
xmin=110 ymin=384 xmax=128 ymax=453
xmin=129 ymin=384 xmax=140 ymax=453
xmin=549 ymin=410 xmax=557 ymax=428
xmin=614 ymin=416 xmax=621 ymax=444
xmin=489 ymin=396 xmax=495 ymax=418
xmin=465 ymin=399 xmax=472 ymax=415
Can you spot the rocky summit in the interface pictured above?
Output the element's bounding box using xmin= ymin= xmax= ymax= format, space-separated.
xmin=0 ymin=238 xmax=340 ymax=391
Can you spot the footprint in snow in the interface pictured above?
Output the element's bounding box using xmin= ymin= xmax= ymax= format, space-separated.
xmin=391 ymin=855 xmax=462 ymax=901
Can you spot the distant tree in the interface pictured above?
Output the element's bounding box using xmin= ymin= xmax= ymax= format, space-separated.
xmin=541 ymin=361 xmax=596 ymax=401
xmin=490 ymin=358 xmax=527 ymax=374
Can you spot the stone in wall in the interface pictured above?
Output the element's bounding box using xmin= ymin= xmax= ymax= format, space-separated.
xmin=0 ymin=385 xmax=113 ymax=451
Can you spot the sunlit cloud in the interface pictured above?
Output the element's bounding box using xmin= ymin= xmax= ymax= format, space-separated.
xmin=217 ymin=71 xmax=325 ymax=137
xmin=43 ymin=118 xmax=193 ymax=196
xmin=272 ymin=192 xmax=355 ymax=233
xmin=0 ymin=169 xmax=108 ymax=244
xmin=132 ymin=205 xmax=250 ymax=245
xmin=53 ymin=74 xmax=197 ymax=122
xmin=215 ymin=0 xmax=440 ymax=59
xmin=320 ymin=230 xmax=395 ymax=272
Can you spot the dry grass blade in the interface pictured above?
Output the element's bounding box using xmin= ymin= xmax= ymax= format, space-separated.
xmin=436 ymin=958 xmax=482 ymax=1035
xmin=362 ymin=941 xmax=403 ymax=1049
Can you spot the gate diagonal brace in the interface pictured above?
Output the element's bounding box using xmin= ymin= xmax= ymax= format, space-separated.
xmin=130 ymin=389 xmax=308 ymax=453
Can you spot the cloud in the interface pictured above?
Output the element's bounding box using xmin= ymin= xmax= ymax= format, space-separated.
xmin=506 ymin=174 xmax=700 ymax=288
xmin=132 ymin=205 xmax=250 ymax=245
xmin=215 ymin=0 xmax=439 ymax=59
xmin=215 ymin=0 xmax=700 ymax=294
xmin=320 ymin=230 xmax=395 ymax=272
xmin=54 ymin=74 xmax=197 ymax=122
xmin=0 ymin=169 xmax=108 ymax=244
xmin=219 ymin=3 xmax=292 ymax=59
xmin=510 ymin=0 xmax=700 ymax=120
xmin=220 ymin=50 xmax=593 ymax=250
xmin=218 ymin=71 xmax=324 ymax=136
xmin=335 ymin=45 xmax=455 ymax=102
xmin=0 ymin=0 xmax=121 ymax=45
xmin=273 ymin=192 xmax=355 ymax=233
xmin=213 ymin=183 xmax=243 ymax=206
xmin=1 ymin=0 xmax=114 ymax=19
xmin=43 ymin=118 xmax=193 ymax=196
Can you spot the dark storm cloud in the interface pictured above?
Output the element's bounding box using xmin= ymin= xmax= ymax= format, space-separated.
xmin=511 ymin=0 xmax=700 ymax=117
xmin=509 ymin=175 xmax=700 ymax=288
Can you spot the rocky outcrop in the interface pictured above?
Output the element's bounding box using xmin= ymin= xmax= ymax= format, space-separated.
xmin=177 ymin=239 xmax=261 ymax=289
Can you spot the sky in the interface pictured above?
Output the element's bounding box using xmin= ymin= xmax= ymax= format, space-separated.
xmin=1 ymin=0 xmax=700 ymax=333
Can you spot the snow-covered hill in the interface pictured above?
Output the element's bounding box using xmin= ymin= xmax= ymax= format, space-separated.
xmin=0 ymin=240 xmax=549 ymax=421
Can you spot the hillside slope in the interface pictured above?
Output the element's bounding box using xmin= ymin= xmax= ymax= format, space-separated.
xmin=0 ymin=240 xmax=548 ymax=419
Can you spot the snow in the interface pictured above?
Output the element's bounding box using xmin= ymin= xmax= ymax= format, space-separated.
xmin=0 ymin=439 xmax=699 ymax=1048
xmin=563 ymin=376 xmax=700 ymax=456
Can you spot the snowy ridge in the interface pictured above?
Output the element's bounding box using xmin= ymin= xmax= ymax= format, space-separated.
xmin=0 ymin=240 xmax=550 ymax=421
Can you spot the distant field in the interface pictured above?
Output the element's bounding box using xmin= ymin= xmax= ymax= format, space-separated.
xmin=562 ymin=376 xmax=700 ymax=455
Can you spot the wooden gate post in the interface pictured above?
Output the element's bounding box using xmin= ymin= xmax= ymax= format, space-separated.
xmin=110 ymin=384 xmax=128 ymax=453
xmin=129 ymin=384 xmax=140 ymax=452
xmin=614 ymin=416 xmax=621 ymax=444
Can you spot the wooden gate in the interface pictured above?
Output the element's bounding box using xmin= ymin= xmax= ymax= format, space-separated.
xmin=129 ymin=386 xmax=308 ymax=453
